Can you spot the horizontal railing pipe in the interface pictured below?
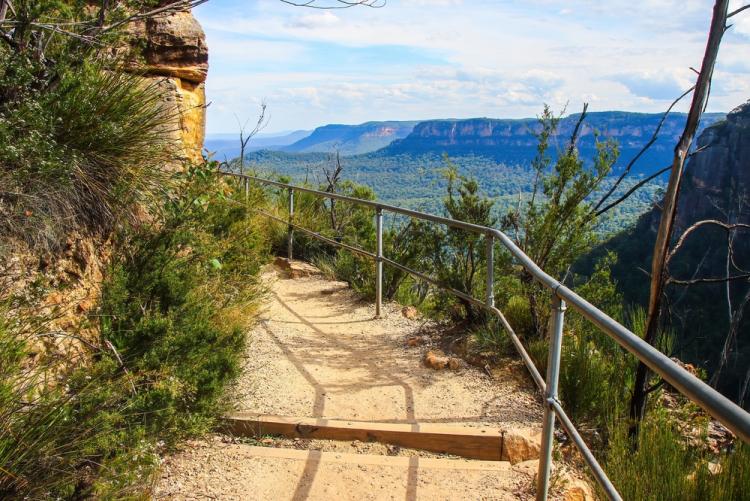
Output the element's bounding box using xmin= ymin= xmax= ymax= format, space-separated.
xmin=256 ymin=208 xmax=377 ymax=260
xmin=485 ymin=227 xmax=750 ymax=442
xmin=234 ymin=173 xmax=498 ymax=235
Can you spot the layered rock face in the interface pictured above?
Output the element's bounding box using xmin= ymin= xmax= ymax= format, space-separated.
xmin=675 ymin=101 xmax=750 ymax=231
xmin=383 ymin=112 xmax=724 ymax=175
xmin=126 ymin=7 xmax=208 ymax=163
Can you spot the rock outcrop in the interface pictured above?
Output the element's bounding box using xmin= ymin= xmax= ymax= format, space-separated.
xmin=674 ymin=101 xmax=750 ymax=232
xmin=124 ymin=6 xmax=208 ymax=163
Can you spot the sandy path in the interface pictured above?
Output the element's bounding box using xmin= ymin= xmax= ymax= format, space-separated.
xmin=234 ymin=266 xmax=542 ymax=428
xmin=155 ymin=264 xmax=545 ymax=500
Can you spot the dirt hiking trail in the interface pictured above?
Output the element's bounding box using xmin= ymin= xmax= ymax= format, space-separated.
xmin=154 ymin=261 xmax=565 ymax=500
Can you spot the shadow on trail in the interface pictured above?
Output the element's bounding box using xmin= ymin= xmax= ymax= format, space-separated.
xmin=267 ymin=290 xmax=419 ymax=501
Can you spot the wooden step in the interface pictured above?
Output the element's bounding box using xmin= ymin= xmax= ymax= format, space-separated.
xmin=241 ymin=444 xmax=513 ymax=471
xmin=224 ymin=414 xmax=536 ymax=461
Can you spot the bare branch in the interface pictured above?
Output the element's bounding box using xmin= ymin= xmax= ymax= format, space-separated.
xmin=630 ymin=0 xmax=730 ymax=437
xmin=0 ymin=0 xmax=9 ymax=23
xmin=593 ymin=144 xmax=709 ymax=218
xmin=98 ymin=0 xmax=210 ymax=35
xmin=279 ymin=0 xmax=385 ymax=8
xmin=594 ymin=165 xmax=670 ymax=217
xmin=728 ymin=4 xmax=750 ymax=17
xmin=566 ymin=102 xmax=589 ymax=156
xmin=237 ymin=103 xmax=268 ymax=176
xmin=666 ymin=219 xmax=750 ymax=265
xmin=668 ymin=274 xmax=750 ymax=285
xmin=591 ymin=85 xmax=695 ymax=216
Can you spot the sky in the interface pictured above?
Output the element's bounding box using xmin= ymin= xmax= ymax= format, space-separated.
xmin=193 ymin=0 xmax=750 ymax=134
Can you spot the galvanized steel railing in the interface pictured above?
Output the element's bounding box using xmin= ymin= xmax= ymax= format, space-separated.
xmin=223 ymin=171 xmax=750 ymax=501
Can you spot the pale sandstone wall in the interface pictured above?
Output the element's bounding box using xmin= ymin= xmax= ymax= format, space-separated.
xmin=126 ymin=8 xmax=209 ymax=163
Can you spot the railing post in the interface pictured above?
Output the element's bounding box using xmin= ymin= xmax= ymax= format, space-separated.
xmin=244 ymin=177 xmax=249 ymax=201
xmin=537 ymin=294 xmax=566 ymax=500
xmin=486 ymin=233 xmax=494 ymax=308
xmin=375 ymin=207 xmax=383 ymax=318
xmin=287 ymin=188 xmax=294 ymax=260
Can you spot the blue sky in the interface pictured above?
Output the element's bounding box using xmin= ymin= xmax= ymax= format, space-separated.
xmin=194 ymin=0 xmax=750 ymax=134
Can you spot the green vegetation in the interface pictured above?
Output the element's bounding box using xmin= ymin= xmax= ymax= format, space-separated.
xmin=0 ymin=2 xmax=270 ymax=497
xmin=0 ymin=1 xmax=173 ymax=252
xmin=241 ymin=149 xmax=663 ymax=236
xmin=0 ymin=164 xmax=269 ymax=498
xmin=605 ymin=413 xmax=750 ymax=501
xmin=255 ymin=105 xmax=748 ymax=500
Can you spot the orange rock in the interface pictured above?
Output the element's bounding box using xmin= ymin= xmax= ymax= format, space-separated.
xmin=77 ymin=299 xmax=95 ymax=313
xmin=424 ymin=350 xmax=449 ymax=370
xmin=401 ymin=306 xmax=418 ymax=319
xmin=501 ymin=429 xmax=541 ymax=464
xmin=46 ymin=292 xmax=64 ymax=305
xmin=406 ymin=337 xmax=422 ymax=347
xmin=563 ymin=478 xmax=594 ymax=501
xmin=447 ymin=357 xmax=461 ymax=370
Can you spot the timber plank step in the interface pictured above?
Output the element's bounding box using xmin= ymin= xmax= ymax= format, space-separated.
xmin=240 ymin=444 xmax=513 ymax=471
xmin=224 ymin=414 xmax=511 ymax=461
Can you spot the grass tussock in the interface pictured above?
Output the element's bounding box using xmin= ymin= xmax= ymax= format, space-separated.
xmin=0 ymin=64 xmax=176 ymax=252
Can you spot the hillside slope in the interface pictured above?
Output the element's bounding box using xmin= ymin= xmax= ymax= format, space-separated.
xmin=584 ymin=101 xmax=750 ymax=403
xmin=205 ymin=130 xmax=311 ymax=160
xmin=281 ymin=121 xmax=419 ymax=155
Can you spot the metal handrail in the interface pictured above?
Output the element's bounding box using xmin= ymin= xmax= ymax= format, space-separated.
xmin=222 ymin=171 xmax=750 ymax=501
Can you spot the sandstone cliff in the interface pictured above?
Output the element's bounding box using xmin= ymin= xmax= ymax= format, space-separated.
xmin=675 ymin=101 xmax=750 ymax=231
xmin=125 ymin=6 xmax=208 ymax=163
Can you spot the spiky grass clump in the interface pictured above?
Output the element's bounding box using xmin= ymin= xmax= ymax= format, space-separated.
xmin=0 ymin=64 xmax=175 ymax=251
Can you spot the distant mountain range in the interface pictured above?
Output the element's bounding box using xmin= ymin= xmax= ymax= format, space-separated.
xmin=204 ymin=129 xmax=310 ymax=161
xmin=279 ymin=121 xmax=419 ymax=155
xmin=380 ymin=112 xmax=724 ymax=175
xmin=210 ymin=111 xmax=725 ymax=177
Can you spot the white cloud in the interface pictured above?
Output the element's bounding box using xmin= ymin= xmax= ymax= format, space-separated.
xmin=613 ymin=71 xmax=692 ymax=100
xmin=287 ymin=11 xmax=341 ymax=29
xmin=195 ymin=0 xmax=750 ymax=132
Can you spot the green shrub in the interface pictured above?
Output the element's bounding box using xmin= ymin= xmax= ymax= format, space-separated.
xmin=503 ymin=295 xmax=535 ymax=337
xmin=100 ymin=162 xmax=270 ymax=437
xmin=603 ymin=412 xmax=750 ymax=501
xmin=0 ymin=63 xmax=173 ymax=251
xmin=0 ymin=164 xmax=270 ymax=498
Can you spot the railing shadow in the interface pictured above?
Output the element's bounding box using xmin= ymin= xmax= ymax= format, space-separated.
xmin=268 ymin=289 xmax=419 ymax=500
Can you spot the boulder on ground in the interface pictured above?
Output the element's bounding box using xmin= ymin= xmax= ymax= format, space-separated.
xmin=562 ymin=477 xmax=594 ymax=501
xmin=405 ymin=336 xmax=423 ymax=347
xmin=401 ymin=306 xmax=418 ymax=319
xmin=501 ymin=428 xmax=541 ymax=464
xmin=424 ymin=350 xmax=449 ymax=370
xmin=273 ymin=257 xmax=321 ymax=278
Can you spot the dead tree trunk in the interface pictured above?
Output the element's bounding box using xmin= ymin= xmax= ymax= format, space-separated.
xmin=629 ymin=0 xmax=730 ymax=438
